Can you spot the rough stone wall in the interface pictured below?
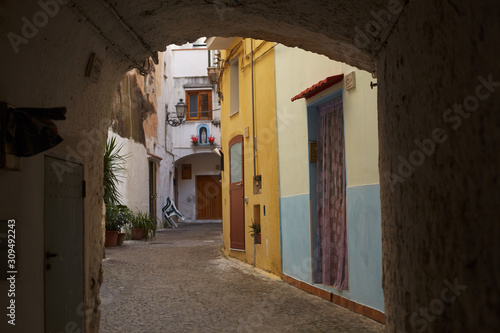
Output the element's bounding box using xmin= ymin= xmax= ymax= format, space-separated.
xmin=67 ymin=0 xmax=394 ymax=72
xmin=0 ymin=2 xmax=131 ymax=331
xmin=378 ymin=0 xmax=500 ymax=331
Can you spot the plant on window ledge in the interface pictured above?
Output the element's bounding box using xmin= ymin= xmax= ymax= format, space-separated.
xmin=208 ymin=135 xmax=216 ymax=145
xmin=249 ymin=221 xmax=261 ymax=244
xmin=190 ymin=135 xmax=199 ymax=146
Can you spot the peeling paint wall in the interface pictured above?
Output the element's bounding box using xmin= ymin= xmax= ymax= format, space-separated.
xmin=110 ymin=55 xmax=175 ymax=222
xmin=110 ymin=61 xmax=157 ymax=149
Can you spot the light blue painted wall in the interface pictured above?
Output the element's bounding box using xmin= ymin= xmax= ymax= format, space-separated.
xmin=345 ymin=184 xmax=384 ymax=311
xmin=280 ymin=194 xmax=312 ymax=283
xmin=280 ymin=185 xmax=384 ymax=312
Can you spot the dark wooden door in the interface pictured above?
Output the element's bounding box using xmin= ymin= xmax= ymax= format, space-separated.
xmin=44 ymin=156 xmax=84 ymax=332
xmin=149 ymin=160 xmax=157 ymax=221
xmin=229 ymin=135 xmax=245 ymax=250
xmin=196 ymin=175 xmax=222 ymax=219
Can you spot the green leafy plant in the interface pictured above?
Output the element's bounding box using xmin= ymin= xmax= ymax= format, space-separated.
xmin=131 ymin=211 xmax=157 ymax=240
xmin=249 ymin=221 xmax=261 ymax=236
xmin=105 ymin=204 xmax=133 ymax=231
xmin=103 ymin=137 xmax=128 ymax=206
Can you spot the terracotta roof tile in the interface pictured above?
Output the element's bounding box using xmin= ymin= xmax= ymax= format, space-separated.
xmin=291 ymin=74 xmax=344 ymax=101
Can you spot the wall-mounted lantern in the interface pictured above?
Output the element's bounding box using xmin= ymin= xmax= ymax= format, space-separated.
xmin=166 ymin=99 xmax=187 ymax=127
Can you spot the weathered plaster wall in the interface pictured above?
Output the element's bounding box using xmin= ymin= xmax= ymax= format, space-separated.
xmin=0 ymin=2 xmax=128 ymax=331
xmin=110 ymin=52 xmax=177 ymax=223
xmin=378 ymin=0 xmax=500 ymax=331
xmin=155 ymin=51 xmax=176 ymax=219
xmin=111 ymin=65 xmax=158 ymax=148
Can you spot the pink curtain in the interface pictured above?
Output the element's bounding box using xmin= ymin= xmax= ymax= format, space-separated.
xmin=315 ymin=97 xmax=348 ymax=290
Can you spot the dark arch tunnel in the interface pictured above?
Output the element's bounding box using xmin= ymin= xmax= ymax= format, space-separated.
xmin=0 ymin=0 xmax=499 ymax=332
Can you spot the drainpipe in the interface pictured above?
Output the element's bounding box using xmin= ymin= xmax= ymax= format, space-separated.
xmin=251 ymin=38 xmax=257 ymax=179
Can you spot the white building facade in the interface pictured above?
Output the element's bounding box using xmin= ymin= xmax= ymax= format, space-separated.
xmin=164 ymin=38 xmax=222 ymax=223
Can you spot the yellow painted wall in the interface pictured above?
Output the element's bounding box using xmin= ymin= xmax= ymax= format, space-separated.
xmin=220 ymin=38 xmax=281 ymax=275
xmin=274 ymin=45 xmax=379 ymax=197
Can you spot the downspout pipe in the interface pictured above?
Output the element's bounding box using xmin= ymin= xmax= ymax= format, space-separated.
xmin=251 ymin=38 xmax=257 ymax=178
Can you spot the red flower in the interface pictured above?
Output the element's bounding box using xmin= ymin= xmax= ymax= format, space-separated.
xmin=190 ymin=135 xmax=199 ymax=144
xmin=208 ymin=135 xmax=216 ymax=144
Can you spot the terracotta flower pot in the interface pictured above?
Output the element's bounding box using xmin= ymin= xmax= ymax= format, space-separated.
xmin=105 ymin=230 xmax=119 ymax=247
xmin=117 ymin=232 xmax=126 ymax=245
xmin=254 ymin=233 xmax=261 ymax=244
xmin=131 ymin=228 xmax=145 ymax=240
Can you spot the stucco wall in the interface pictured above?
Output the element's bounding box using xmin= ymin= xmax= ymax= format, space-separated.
xmin=275 ymin=46 xmax=379 ymax=197
xmin=0 ymin=1 xmax=132 ymax=331
xmin=220 ymin=38 xmax=281 ymax=275
xmin=110 ymin=132 xmax=150 ymax=214
xmin=276 ymin=47 xmax=383 ymax=311
xmin=274 ymin=45 xmax=342 ymax=197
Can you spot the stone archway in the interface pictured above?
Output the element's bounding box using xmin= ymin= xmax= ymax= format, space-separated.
xmin=0 ymin=0 xmax=499 ymax=332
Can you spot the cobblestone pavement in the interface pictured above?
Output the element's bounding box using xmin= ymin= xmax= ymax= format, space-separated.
xmin=100 ymin=223 xmax=385 ymax=333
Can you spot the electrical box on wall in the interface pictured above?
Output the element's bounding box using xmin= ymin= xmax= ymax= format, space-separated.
xmin=253 ymin=175 xmax=262 ymax=194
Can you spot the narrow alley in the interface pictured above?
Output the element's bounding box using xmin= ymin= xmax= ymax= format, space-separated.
xmin=100 ymin=223 xmax=384 ymax=332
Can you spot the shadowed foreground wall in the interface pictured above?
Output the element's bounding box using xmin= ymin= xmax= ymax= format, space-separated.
xmin=378 ymin=0 xmax=500 ymax=331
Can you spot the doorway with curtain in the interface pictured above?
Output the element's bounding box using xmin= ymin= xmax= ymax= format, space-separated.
xmin=310 ymin=96 xmax=348 ymax=290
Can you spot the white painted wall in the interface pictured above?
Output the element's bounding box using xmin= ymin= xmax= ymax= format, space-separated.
xmin=162 ymin=41 xmax=222 ymax=223
xmin=109 ymin=51 xmax=176 ymax=226
xmin=110 ymin=132 xmax=149 ymax=213
xmin=175 ymin=153 xmax=222 ymax=222
xmin=171 ymin=37 xmax=211 ymax=77
xmin=154 ymin=51 xmax=176 ymax=222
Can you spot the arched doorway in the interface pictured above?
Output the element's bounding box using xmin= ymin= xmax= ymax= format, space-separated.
xmin=0 ymin=0 xmax=498 ymax=332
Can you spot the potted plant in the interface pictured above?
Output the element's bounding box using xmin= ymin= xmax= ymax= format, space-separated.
xmin=190 ymin=135 xmax=199 ymax=146
xmin=105 ymin=205 xmax=125 ymax=247
xmin=103 ymin=137 xmax=128 ymax=207
xmin=103 ymin=136 xmax=129 ymax=247
xmin=131 ymin=211 xmax=157 ymax=240
xmin=249 ymin=221 xmax=261 ymax=244
xmin=208 ymin=135 xmax=216 ymax=145
xmin=116 ymin=205 xmax=133 ymax=245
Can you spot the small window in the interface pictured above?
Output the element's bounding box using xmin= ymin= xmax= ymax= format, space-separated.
xmin=186 ymin=90 xmax=212 ymax=120
xmin=230 ymin=59 xmax=239 ymax=116
xmin=181 ymin=164 xmax=192 ymax=179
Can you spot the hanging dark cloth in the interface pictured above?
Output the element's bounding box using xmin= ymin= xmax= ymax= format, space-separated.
xmin=0 ymin=102 xmax=66 ymax=168
xmin=313 ymin=96 xmax=348 ymax=290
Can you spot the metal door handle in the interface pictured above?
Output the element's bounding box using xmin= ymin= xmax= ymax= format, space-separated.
xmin=235 ymin=183 xmax=242 ymax=186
